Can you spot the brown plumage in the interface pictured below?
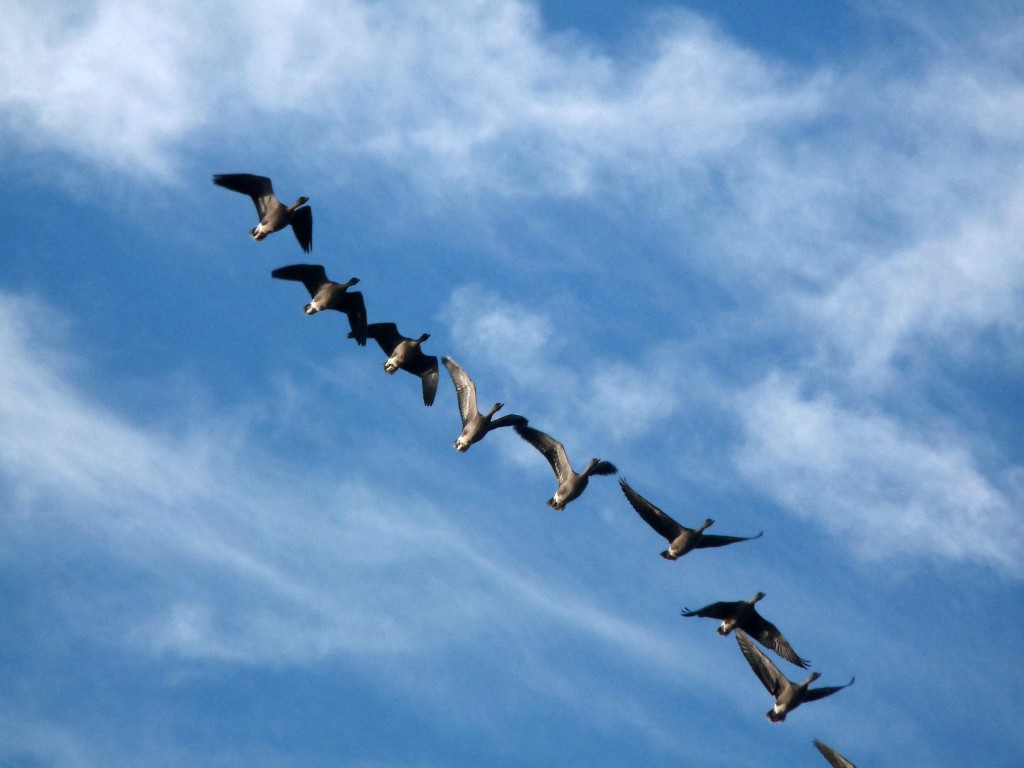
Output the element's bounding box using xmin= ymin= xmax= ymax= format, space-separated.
xmin=736 ymin=629 xmax=853 ymax=723
xmin=619 ymin=478 xmax=762 ymax=560
xmin=514 ymin=424 xmax=616 ymax=510
xmin=441 ymin=356 xmax=527 ymax=452
xmin=213 ymin=173 xmax=312 ymax=252
xmin=271 ymin=263 xmax=367 ymax=345
xmin=681 ymin=592 xmax=809 ymax=668
xmin=362 ymin=323 xmax=439 ymax=407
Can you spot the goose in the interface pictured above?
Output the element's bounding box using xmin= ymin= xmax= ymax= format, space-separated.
xmin=513 ymin=424 xmax=617 ymax=510
xmin=271 ymin=263 xmax=367 ymax=345
xmin=681 ymin=592 xmax=809 ymax=668
xmin=441 ymin=356 xmax=528 ymax=451
xmin=736 ymin=629 xmax=854 ymax=723
xmin=213 ymin=173 xmax=312 ymax=252
xmin=813 ymin=740 xmax=857 ymax=768
xmin=619 ymin=479 xmax=762 ymax=560
xmin=362 ymin=323 xmax=439 ymax=407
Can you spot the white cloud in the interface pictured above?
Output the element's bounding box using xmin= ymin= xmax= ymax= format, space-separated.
xmin=812 ymin=187 xmax=1024 ymax=387
xmin=441 ymin=285 xmax=685 ymax=446
xmin=0 ymin=0 xmax=822 ymax=193
xmin=441 ymin=284 xmax=557 ymax=386
xmin=733 ymin=373 xmax=1024 ymax=574
xmin=0 ymin=1 xmax=213 ymax=177
xmin=0 ymin=289 xmax=694 ymax=684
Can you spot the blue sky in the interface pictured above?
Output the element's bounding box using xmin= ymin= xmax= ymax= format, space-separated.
xmin=2 ymin=0 xmax=1023 ymax=765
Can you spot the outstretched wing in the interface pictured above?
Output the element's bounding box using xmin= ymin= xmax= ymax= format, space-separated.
xmin=271 ymin=263 xmax=329 ymax=297
xmin=212 ymin=173 xmax=276 ymax=218
xmin=745 ymin=610 xmax=810 ymax=669
xmin=813 ymin=740 xmax=857 ymax=768
xmin=804 ymin=677 xmax=855 ymax=704
xmin=514 ymin=425 xmax=571 ymax=483
xmin=290 ymin=206 xmax=312 ymax=252
xmin=694 ymin=530 xmax=763 ymax=549
xmin=442 ymin=356 xmax=478 ymax=424
xmin=364 ymin=323 xmax=404 ymax=355
xmin=619 ymin=478 xmax=684 ymax=543
xmin=736 ymin=629 xmax=785 ymax=697
xmin=490 ymin=414 xmax=528 ymax=430
xmin=681 ymin=600 xmax=742 ymax=620
xmin=337 ymin=291 xmax=367 ymax=346
xmin=403 ymin=354 xmax=439 ymax=407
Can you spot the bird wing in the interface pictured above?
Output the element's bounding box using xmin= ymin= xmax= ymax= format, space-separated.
xmin=803 ymin=677 xmax=855 ymax=704
xmin=489 ymin=414 xmax=528 ymax=430
xmin=212 ymin=173 xmax=276 ymax=218
xmin=813 ymin=740 xmax=857 ymax=768
xmin=403 ymin=355 xmax=439 ymax=406
xmin=746 ymin=611 xmax=810 ymax=669
xmin=442 ymin=356 xmax=478 ymax=425
xmin=681 ymin=600 xmax=741 ymax=620
xmin=694 ymin=530 xmax=763 ymax=549
xmin=290 ymin=206 xmax=313 ymax=252
xmin=338 ymin=291 xmax=367 ymax=346
xmin=736 ymin=629 xmax=786 ymax=696
xmin=270 ymin=263 xmax=329 ymax=297
xmin=365 ymin=323 xmax=403 ymax=355
xmin=618 ymin=478 xmax=684 ymax=542
xmin=514 ymin=425 xmax=571 ymax=483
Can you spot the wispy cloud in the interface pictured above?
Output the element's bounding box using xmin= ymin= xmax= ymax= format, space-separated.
xmin=0 ymin=289 xmax=700 ymax=694
xmin=732 ymin=372 xmax=1024 ymax=574
xmin=0 ymin=2 xmax=214 ymax=177
xmin=811 ymin=187 xmax=1024 ymax=388
xmin=0 ymin=0 xmax=822 ymax=193
xmin=441 ymin=284 xmax=683 ymax=446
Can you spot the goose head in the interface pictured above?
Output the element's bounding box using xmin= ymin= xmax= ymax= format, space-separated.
xmin=698 ymin=518 xmax=715 ymax=531
xmin=289 ymin=196 xmax=310 ymax=210
xmin=484 ymin=403 xmax=504 ymax=418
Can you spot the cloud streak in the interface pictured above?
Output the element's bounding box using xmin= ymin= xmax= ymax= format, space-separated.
xmin=0 ymin=0 xmax=822 ymax=193
xmin=0 ymin=289 xmax=700 ymax=689
xmin=733 ymin=373 xmax=1024 ymax=574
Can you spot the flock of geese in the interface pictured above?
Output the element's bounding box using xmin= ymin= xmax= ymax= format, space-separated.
xmin=213 ymin=172 xmax=861 ymax=766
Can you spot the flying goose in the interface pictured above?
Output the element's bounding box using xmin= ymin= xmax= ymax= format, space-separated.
xmin=271 ymin=263 xmax=368 ymax=345
xmin=362 ymin=323 xmax=439 ymax=407
xmin=681 ymin=592 xmax=809 ymax=668
xmin=213 ymin=173 xmax=312 ymax=252
xmin=813 ymin=740 xmax=857 ymax=768
xmin=619 ymin=479 xmax=762 ymax=560
xmin=513 ymin=424 xmax=617 ymax=510
xmin=736 ymin=629 xmax=854 ymax=723
xmin=441 ymin=356 xmax=528 ymax=451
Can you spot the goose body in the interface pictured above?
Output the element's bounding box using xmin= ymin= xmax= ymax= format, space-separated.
xmin=213 ymin=173 xmax=312 ymax=252
xmin=736 ymin=630 xmax=853 ymax=722
xmin=442 ymin=356 xmax=527 ymax=451
xmin=619 ymin=478 xmax=762 ymax=560
xmin=681 ymin=592 xmax=809 ymax=668
xmin=514 ymin=424 xmax=617 ymax=509
xmin=271 ymin=263 xmax=367 ymax=345
xmin=363 ymin=323 xmax=439 ymax=406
